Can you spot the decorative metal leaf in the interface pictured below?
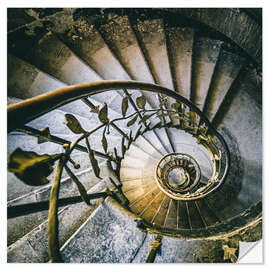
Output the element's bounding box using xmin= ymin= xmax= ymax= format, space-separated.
xmin=37 ymin=127 xmax=51 ymax=144
xmin=187 ymin=111 xmax=197 ymax=124
xmin=102 ymin=132 xmax=108 ymax=153
xmin=127 ymin=114 xmax=138 ymax=127
xmin=88 ymin=147 xmax=101 ymax=179
xmin=158 ymin=112 xmax=175 ymax=118
xmin=171 ymin=102 xmax=181 ymax=111
xmin=65 ymin=114 xmax=86 ymax=134
xmin=121 ymin=96 xmax=129 ymax=117
xmin=90 ymin=105 xmax=99 ymax=114
xmin=172 ymin=116 xmax=185 ymax=121
xmin=121 ymin=137 xmax=126 ymax=156
xmin=159 ymin=99 xmax=167 ymax=109
xmin=136 ymin=95 xmax=146 ymax=109
xmin=8 ymin=148 xmax=59 ymax=186
xmin=98 ymin=103 xmax=109 ymax=123
xmin=64 ymin=165 xmax=90 ymax=205
xmin=138 ymin=113 xmax=156 ymax=124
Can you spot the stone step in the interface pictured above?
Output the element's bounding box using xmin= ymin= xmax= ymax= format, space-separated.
xmin=8 ymin=54 xmax=65 ymax=99
xmin=23 ymin=32 xmax=102 ymax=85
xmin=121 ymin=150 xmax=158 ymax=170
xmin=164 ymin=199 xmax=178 ymax=229
xmin=190 ymin=36 xmax=222 ymax=111
xmin=133 ymin=134 xmax=163 ymax=160
xmin=133 ymin=18 xmax=174 ymax=90
xmin=98 ymin=15 xmax=162 ymax=109
xmin=186 ymin=200 xmax=206 ymax=229
xmin=130 ymin=186 xmax=161 ymax=216
xmin=178 ymin=201 xmax=190 ymax=229
xmin=98 ymin=15 xmax=154 ymax=83
xmin=59 ymin=19 xmax=130 ymax=80
xmin=195 ymin=199 xmax=220 ymax=227
xmin=152 ymin=195 xmax=171 ymax=227
xmin=7 ymin=176 xmax=117 ymax=263
xmin=131 ymin=17 xmax=178 ymax=126
xmin=125 ymin=143 xmax=160 ymax=162
xmin=7 ymin=160 xmax=115 ymax=246
xmin=123 ymin=180 xmax=156 ymax=205
xmin=203 ymin=49 xmax=245 ymax=121
xmin=166 ymin=26 xmax=194 ymax=99
xmin=140 ymin=191 xmax=166 ymax=223
xmin=142 ymin=130 xmax=168 ymax=156
xmin=60 ymin=196 xmax=146 ymax=263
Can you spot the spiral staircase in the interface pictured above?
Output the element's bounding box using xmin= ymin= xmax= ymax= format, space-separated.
xmin=7 ymin=8 xmax=262 ymax=263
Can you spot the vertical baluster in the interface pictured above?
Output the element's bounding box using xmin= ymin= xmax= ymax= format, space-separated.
xmin=48 ymin=156 xmax=67 ymax=262
xmin=146 ymin=235 xmax=163 ymax=263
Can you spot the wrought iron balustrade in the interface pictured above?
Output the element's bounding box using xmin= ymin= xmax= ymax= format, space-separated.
xmin=7 ymin=80 xmax=230 ymax=262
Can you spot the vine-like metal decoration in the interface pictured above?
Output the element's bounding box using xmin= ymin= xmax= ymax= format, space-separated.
xmin=7 ymin=84 xmax=229 ymax=262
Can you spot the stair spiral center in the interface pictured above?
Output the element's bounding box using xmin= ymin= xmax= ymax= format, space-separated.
xmin=155 ymin=153 xmax=201 ymax=200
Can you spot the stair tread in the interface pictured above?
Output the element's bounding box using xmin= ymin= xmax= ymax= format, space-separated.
xmin=99 ymin=15 xmax=154 ymax=83
xmin=178 ymin=201 xmax=190 ymax=229
xmin=59 ymin=22 xmax=130 ymax=80
xmin=186 ymin=201 xmax=205 ymax=229
xmin=191 ymin=37 xmax=222 ymax=111
xmin=8 ymin=54 xmax=66 ymax=99
xmin=152 ymin=195 xmax=171 ymax=227
xmin=203 ymin=49 xmax=245 ymax=121
xmin=166 ymin=26 xmax=194 ymax=99
xmin=164 ymin=199 xmax=178 ymax=229
xmin=7 ymin=176 xmax=115 ymax=262
xmin=24 ymin=33 xmax=102 ymax=85
xmin=60 ymin=197 xmax=146 ymax=263
xmin=7 ymin=9 xmax=262 ymax=263
xmin=130 ymin=186 xmax=160 ymax=214
xmin=7 ymin=161 xmax=111 ymax=247
xmin=134 ymin=18 xmax=174 ymax=90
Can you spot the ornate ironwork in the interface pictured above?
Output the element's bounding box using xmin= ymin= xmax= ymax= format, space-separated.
xmin=146 ymin=235 xmax=163 ymax=263
xmin=7 ymin=80 xmax=230 ymax=261
xmin=155 ymin=153 xmax=201 ymax=200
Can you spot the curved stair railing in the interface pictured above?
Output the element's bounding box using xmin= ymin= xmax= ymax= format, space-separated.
xmin=7 ymin=80 xmax=230 ymax=262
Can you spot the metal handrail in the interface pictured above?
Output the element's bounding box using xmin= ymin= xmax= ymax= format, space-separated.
xmin=8 ymin=80 xmax=230 ymax=194
xmin=7 ymin=80 xmax=230 ymax=262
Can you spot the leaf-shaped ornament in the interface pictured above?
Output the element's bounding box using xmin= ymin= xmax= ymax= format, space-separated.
xmin=37 ymin=127 xmax=51 ymax=144
xmin=136 ymin=95 xmax=146 ymax=109
xmin=171 ymin=102 xmax=181 ymax=111
xmin=187 ymin=111 xmax=197 ymax=124
xmin=8 ymin=148 xmax=59 ymax=186
xmin=98 ymin=103 xmax=109 ymax=123
xmin=172 ymin=116 xmax=185 ymax=121
xmin=127 ymin=114 xmax=138 ymax=127
xmin=88 ymin=147 xmax=101 ymax=178
xmin=121 ymin=96 xmax=129 ymax=117
xmin=102 ymin=132 xmax=108 ymax=153
xmin=158 ymin=112 xmax=175 ymax=118
xmin=65 ymin=114 xmax=86 ymax=134
xmin=64 ymin=165 xmax=90 ymax=205
xmin=138 ymin=112 xmax=156 ymax=124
